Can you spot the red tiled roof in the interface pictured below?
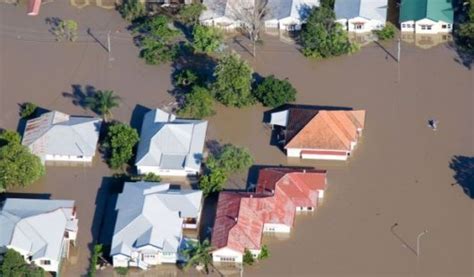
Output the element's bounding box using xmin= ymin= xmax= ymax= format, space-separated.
xmin=211 ymin=168 xmax=327 ymax=254
xmin=285 ymin=110 xmax=366 ymax=151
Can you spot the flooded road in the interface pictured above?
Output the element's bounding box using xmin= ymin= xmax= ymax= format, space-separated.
xmin=1 ymin=2 xmax=473 ymax=277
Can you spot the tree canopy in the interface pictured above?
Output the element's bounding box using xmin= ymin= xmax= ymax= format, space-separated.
xmin=0 ymin=130 xmax=44 ymax=191
xmin=118 ymin=0 xmax=146 ymax=22
xmin=179 ymin=3 xmax=206 ymax=25
xmin=199 ymin=168 xmax=228 ymax=197
xmin=458 ymin=0 xmax=474 ymax=51
xmin=301 ymin=7 xmax=357 ymax=58
xmin=207 ymin=144 xmax=254 ymax=174
xmin=253 ymin=75 xmax=297 ymax=107
xmin=373 ymin=23 xmax=396 ymax=40
xmin=213 ymin=53 xmax=254 ymax=107
xmin=178 ymin=86 xmax=215 ymax=119
xmin=182 ymin=239 xmax=213 ymax=274
xmin=0 ymin=249 xmax=44 ymax=277
xmin=103 ymin=123 xmax=139 ymax=170
xmin=85 ymin=90 xmax=121 ymax=121
xmin=192 ymin=25 xmax=223 ymax=54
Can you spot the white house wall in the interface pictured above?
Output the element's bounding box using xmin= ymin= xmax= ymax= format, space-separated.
xmin=287 ymin=148 xmax=349 ymax=160
xmin=212 ymin=247 xmax=243 ymax=263
xmin=137 ymin=166 xmax=198 ymax=177
xmin=401 ymin=18 xmax=452 ymax=34
xmin=33 ymin=258 xmax=60 ymax=273
xmin=44 ymin=154 xmax=93 ymax=163
xmin=113 ymin=254 xmax=130 ymax=268
xmin=263 ymin=223 xmax=291 ymax=233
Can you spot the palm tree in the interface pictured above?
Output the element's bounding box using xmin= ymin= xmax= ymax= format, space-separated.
xmin=183 ymin=239 xmax=213 ymax=274
xmin=85 ymin=90 xmax=120 ymax=121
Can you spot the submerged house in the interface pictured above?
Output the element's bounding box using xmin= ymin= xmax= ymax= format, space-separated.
xmin=200 ymin=0 xmax=319 ymax=31
xmin=335 ymin=0 xmax=388 ymax=33
xmin=270 ymin=107 xmax=366 ymax=160
xmin=0 ymin=199 xmax=78 ymax=273
xmin=111 ymin=182 xmax=203 ymax=269
xmin=399 ymin=0 xmax=453 ymax=34
xmin=211 ymin=168 xmax=327 ymax=263
xmin=135 ymin=109 xmax=208 ymax=176
xmin=22 ymin=111 xmax=102 ymax=164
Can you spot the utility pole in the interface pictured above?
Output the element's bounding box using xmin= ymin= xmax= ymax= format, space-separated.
xmin=397 ymin=37 xmax=401 ymax=83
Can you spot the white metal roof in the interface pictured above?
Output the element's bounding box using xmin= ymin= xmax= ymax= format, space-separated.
xmin=270 ymin=110 xmax=289 ymax=127
xmin=111 ymin=182 xmax=203 ymax=257
xmin=135 ymin=109 xmax=208 ymax=172
xmin=0 ymin=199 xmax=76 ymax=261
xmin=335 ymin=0 xmax=388 ymax=22
xmin=22 ymin=111 xmax=102 ymax=161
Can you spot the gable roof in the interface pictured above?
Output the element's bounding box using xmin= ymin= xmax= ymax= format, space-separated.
xmin=284 ymin=109 xmax=366 ymax=151
xmin=0 ymin=199 xmax=76 ymax=261
xmin=399 ymin=0 xmax=453 ymax=23
xmin=266 ymin=0 xmax=319 ymax=22
xmin=135 ymin=109 xmax=208 ymax=172
xmin=111 ymin=182 xmax=203 ymax=257
xmin=335 ymin=0 xmax=388 ymax=22
xmin=212 ymin=168 xmax=327 ymax=253
xmin=22 ymin=111 xmax=102 ymax=161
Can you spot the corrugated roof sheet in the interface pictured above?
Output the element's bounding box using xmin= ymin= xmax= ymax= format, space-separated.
xmin=335 ymin=0 xmax=388 ymax=22
xmin=399 ymin=0 xmax=453 ymax=23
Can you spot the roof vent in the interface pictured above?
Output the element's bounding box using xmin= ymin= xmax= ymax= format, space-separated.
xmin=303 ymin=169 xmax=306 ymax=173
xmin=234 ymin=217 xmax=238 ymax=222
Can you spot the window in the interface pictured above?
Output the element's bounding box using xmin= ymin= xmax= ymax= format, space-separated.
xmin=220 ymin=257 xmax=235 ymax=262
xmin=402 ymin=24 xmax=406 ymax=28
xmin=442 ymin=24 xmax=447 ymax=29
xmin=421 ymin=25 xmax=427 ymax=30
xmin=307 ymin=207 xmax=314 ymax=211
xmin=40 ymin=260 xmax=51 ymax=265
xmin=427 ymin=25 xmax=432 ymax=30
xmin=143 ymin=254 xmax=155 ymax=259
xmin=447 ymin=24 xmax=451 ymax=29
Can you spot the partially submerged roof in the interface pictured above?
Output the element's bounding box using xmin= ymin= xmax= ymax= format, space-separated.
xmin=135 ymin=109 xmax=208 ymax=172
xmin=27 ymin=0 xmax=41 ymax=16
xmin=399 ymin=0 xmax=453 ymax=23
xmin=278 ymin=108 xmax=366 ymax=151
xmin=335 ymin=0 xmax=388 ymax=22
xmin=212 ymin=168 xmax=327 ymax=253
xmin=111 ymin=182 xmax=203 ymax=257
xmin=22 ymin=111 xmax=102 ymax=161
xmin=0 ymin=199 xmax=76 ymax=261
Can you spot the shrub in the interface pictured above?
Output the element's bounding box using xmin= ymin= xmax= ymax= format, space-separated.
xmin=88 ymin=244 xmax=103 ymax=277
xmin=0 ymin=249 xmax=44 ymax=276
xmin=243 ymin=249 xmax=255 ymax=265
xmin=373 ymin=23 xmax=396 ymax=40
xmin=179 ymin=3 xmax=206 ymax=25
xmin=20 ymin=102 xmax=37 ymax=119
xmin=103 ymin=123 xmax=139 ymax=170
xmin=174 ymin=69 xmax=199 ymax=88
xmin=253 ymin=75 xmax=297 ymax=107
xmin=258 ymin=244 xmax=269 ymax=260
xmin=51 ymin=19 xmax=78 ymax=42
xmin=178 ymin=86 xmax=215 ymax=119
xmin=142 ymin=172 xmax=161 ymax=182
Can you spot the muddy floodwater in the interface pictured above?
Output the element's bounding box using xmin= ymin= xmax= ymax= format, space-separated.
xmin=1 ymin=2 xmax=473 ymax=277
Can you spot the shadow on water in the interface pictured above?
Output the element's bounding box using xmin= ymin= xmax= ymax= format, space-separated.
xmin=15 ymin=105 xmax=50 ymax=135
xmin=449 ymin=155 xmax=474 ymax=199
xmin=62 ymin=84 xmax=97 ymax=110
xmin=0 ymin=192 xmax=51 ymax=202
xmin=89 ymin=176 xmax=124 ymax=262
xmin=130 ymin=104 xmax=151 ymax=131
xmin=198 ymin=193 xmax=219 ymax=242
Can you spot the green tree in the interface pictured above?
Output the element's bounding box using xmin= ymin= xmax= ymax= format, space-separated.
xmin=183 ymin=239 xmax=213 ymax=274
xmin=301 ymin=7 xmax=357 ymax=58
xmin=118 ymin=0 xmax=146 ymax=22
xmin=134 ymin=15 xmax=180 ymax=42
xmin=258 ymin=244 xmax=269 ymax=260
xmin=199 ymin=168 xmax=227 ymax=197
xmin=192 ymin=25 xmax=223 ymax=54
xmin=103 ymin=123 xmax=139 ymax=170
xmin=179 ymin=3 xmax=206 ymax=25
xmin=115 ymin=267 xmax=129 ymax=276
xmin=243 ymin=249 xmax=255 ymax=265
xmin=140 ymin=37 xmax=177 ymax=65
xmin=0 ymin=131 xmax=44 ymax=190
xmin=253 ymin=75 xmax=297 ymax=107
xmin=20 ymin=102 xmax=37 ymax=119
xmin=0 ymin=249 xmax=44 ymax=277
xmin=51 ymin=19 xmax=78 ymax=42
xmin=178 ymin=86 xmax=215 ymax=119
xmin=207 ymin=144 xmax=253 ymax=174
xmin=174 ymin=69 xmax=199 ymax=88
xmin=213 ymin=53 xmax=254 ymax=107
xmin=373 ymin=23 xmax=396 ymax=40
xmin=84 ymin=90 xmax=121 ymax=121
xmin=458 ymin=0 xmax=474 ymax=51
xmin=88 ymin=244 xmax=103 ymax=277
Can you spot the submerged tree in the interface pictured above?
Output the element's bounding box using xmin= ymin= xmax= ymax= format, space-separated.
xmin=179 ymin=3 xmax=206 ymax=25
xmin=118 ymin=0 xmax=146 ymax=22
xmin=178 ymin=86 xmax=215 ymax=119
xmin=213 ymin=53 xmax=254 ymax=107
xmin=199 ymin=168 xmax=227 ymax=197
xmin=206 ymin=144 xmax=254 ymax=174
xmin=84 ymin=90 xmax=121 ymax=121
xmin=192 ymin=25 xmax=223 ymax=54
xmin=183 ymin=239 xmax=213 ymax=274
xmin=253 ymin=75 xmax=297 ymax=107
xmin=102 ymin=123 xmax=139 ymax=170
xmin=0 ymin=249 xmax=44 ymax=277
